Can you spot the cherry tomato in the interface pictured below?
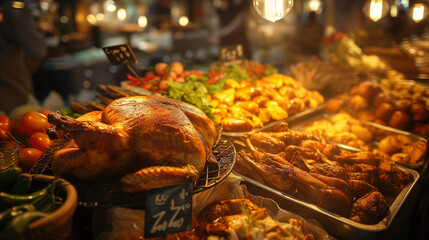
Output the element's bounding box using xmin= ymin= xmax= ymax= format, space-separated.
xmin=19 ymin=147 xmax=43 ymax=173
xmin=155 ymin=62 xmax=168 ymax=76
xmin=158 ymin=80 xmax=169 ymax=92
xmin=171 ymin=62 xmax=184 ymax=75
xmin=38 ymin=110 xmax=52 ymax=117
xmin=0 ymin=115 xmax=11 ymax=141
xmin=28 ymin=132 xmax=53 ymax=152
xmin=12 ymin=112 xmax=52 ymax=137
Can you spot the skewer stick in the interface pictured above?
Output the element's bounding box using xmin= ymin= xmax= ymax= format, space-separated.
xmin=126 ymin=64 xmax=142 ymax=82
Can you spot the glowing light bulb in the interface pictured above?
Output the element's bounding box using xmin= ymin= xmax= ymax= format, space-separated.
xmin=308 ymin=0 xmax=321 ymax=12
xmin=253 ymin=0 xmax=294 ymax=22
xmin=179 ymin=16 xmax=189 ymax=26
xmin=87 ymin=14 xmax=97 ymax=25
xmin=363 ymin=0 xmax=389 ymax=22
xmin=117 ymin=8 xmax=127 ymax=21
xmin=138 ymin=16 xmax=148 ymax=28
xmin=105 ymin=0 xmax=116 ymax=12
xmin=96 ymin=13 xmax=104 ymax=21
xmin=410 ymin=3 xmax=428 ymax=23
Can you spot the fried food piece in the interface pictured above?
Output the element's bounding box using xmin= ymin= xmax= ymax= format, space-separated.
xmin=221 ymin=117 xmax=254 ymax=132
xmin=248 ymin=132 xmax=286 ymax=154
xmin=350 ymin=191 xmax=389 ymax=224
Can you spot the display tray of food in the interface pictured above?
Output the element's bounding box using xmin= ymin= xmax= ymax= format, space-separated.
xmin=229 ymin=124 xmax=419 ymax=239
xmin=30 ymin=96 xmax=236 ymax=207
xmin=239 ymin=166 xmax=419 ymax=240
xmin=287 ymin=112 xmax=427 ymax=170
xmin=210 ymin=73 xmax=325 ymax=135
xmin=220 ymin=102 xmax=326 ymax=137
xmin=326 ymin=80 xmax=429 ymax=136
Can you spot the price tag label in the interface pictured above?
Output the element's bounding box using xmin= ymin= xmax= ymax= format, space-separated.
xmin=102 ymin=44 xmax=138 ymax=65
xmin=144 ymin=183 xmax=192 ymax=238
xmin=219 ymin=44 xmax=244 ymax=67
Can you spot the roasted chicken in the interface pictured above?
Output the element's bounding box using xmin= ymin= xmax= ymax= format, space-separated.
xmin=48 ymin=96 xmax=218 ymax=192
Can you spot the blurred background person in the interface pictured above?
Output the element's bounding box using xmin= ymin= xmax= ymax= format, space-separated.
xmin=0 ymin=0 xmax=47 ymax=115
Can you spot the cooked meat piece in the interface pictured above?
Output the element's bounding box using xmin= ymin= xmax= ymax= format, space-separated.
xmin=310 ymin=173 xmax=351 ymax=197
xmin=284 ymin=145 xmax=322 ymax=162
xmin=349 ymin=179 xmax=379 ymax=200
xmin=343 ymin=164 xmax=379 ymax=187
xmin=378 ymin=158 xmax=413 ymax=195
xmin=350 ymin=191 xmax=389 ymax=224
xmin=48 ymin=96 xmax=218 ymax=192
xmin=248 ymin=132 xmax=286 ymax=154
xmin=300 ymin=140 xmax=341 ymax=158
xmin=237 ymin=151 xmax=352 ymax=217
xmin=264 ymin=130 xmax=318 ymax=146
xmin=307 ymin=163 xmax=349 ymax=181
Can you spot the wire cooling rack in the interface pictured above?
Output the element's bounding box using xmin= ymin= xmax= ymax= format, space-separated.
xmin=30 ymin=138 xmax=236 ymax=207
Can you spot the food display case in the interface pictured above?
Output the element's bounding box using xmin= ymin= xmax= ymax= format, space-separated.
xmin=1 ymin=0 xmax=429 ymax=239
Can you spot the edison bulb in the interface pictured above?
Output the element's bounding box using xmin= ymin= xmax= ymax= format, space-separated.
xmin=362 ymin=0 xmax=389 ymax=22
xmin=409 ymin=3 xmax=428 ymax=23
xmin=253 ymin=0 xmax=294 ymax=22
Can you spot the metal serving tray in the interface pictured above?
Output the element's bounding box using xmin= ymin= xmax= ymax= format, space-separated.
xmin=221 ymin=103 xmax=325 ymax=137
xmin=237 ymin=165 xmax=420 ymax=240
xmin=288 ymin=112 xmax=427 ymax=170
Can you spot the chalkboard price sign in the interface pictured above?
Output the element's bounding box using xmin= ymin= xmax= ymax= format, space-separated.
xmin=219 ymin=44 xmax=244 ymax=66
xmin=102 ymin=44 xmax=138 ymax=65
xmin=144 ymin=183 xmax=192 ymax=238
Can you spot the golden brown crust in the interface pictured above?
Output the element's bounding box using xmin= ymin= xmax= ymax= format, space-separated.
xmin=121 ymin=165 xmax=199 ymax=193
xmin=49 ymin=96 xmax=217 ymax=188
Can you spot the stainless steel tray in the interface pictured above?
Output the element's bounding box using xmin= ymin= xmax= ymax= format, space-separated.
xmin=222 ymin=103 xmax=325 ymax=137
xmin=288 ymin=112 xmax=427 ymax=170
xmin=237 ymin=165 xmax=420 ymax=240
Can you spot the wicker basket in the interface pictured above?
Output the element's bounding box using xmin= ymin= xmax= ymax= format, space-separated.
xmin=25 ymin=174 xmax=78 ymax=240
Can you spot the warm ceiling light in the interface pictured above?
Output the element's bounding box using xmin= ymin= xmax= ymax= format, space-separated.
xmin=96 ymin=13 xmax=104 ymax=21
xmin=117 ymin=8 xmax=127 ymax=21
xmin=307 ymin=0 xmax=321 ymax=12
xmin=253 ymin=0 xmax=294 ymax=22
xmin=138 ymin=16 xmax=148 ymax=28
xmin=179 ymin=16 xmax=189 ymax=26
xmin=87 ymin=14 xmax=97 ymax=25
xmin=410 ymin=2 xmax=428 ymax=23
xmin=363 ymin=0 xmax=389 ymax=22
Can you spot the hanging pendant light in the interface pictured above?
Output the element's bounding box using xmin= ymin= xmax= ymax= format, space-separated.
xmin=362 ymin=0 xmax=390 ymax=22
xmin=409 ymin=1 xmax=428 ymax=22
xmin=252 ymin=0 xmax=294 ymax=22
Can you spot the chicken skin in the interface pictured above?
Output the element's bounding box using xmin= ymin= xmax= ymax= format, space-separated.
xmin=48 ymin=96 xmax=218 ymax=192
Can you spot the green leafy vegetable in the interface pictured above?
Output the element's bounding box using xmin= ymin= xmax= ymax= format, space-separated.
xmin=222 ymin=65 xmax=252 ymax=83
xmin=60 ymin=107 xmax=82 ymax=119
xmin=167 ymin=77 xmax=214 ymax=120
xmin=264 ymin=63 xmax=277 ymax=76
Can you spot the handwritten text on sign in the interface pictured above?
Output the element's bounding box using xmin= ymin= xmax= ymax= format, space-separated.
xmin=102 ymin=44 xmax=137 ymax=65
xmin=219 ymin=44 xmax=244 ymax=67
xmin=145 ymin=183 xmax=192 ymax=238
